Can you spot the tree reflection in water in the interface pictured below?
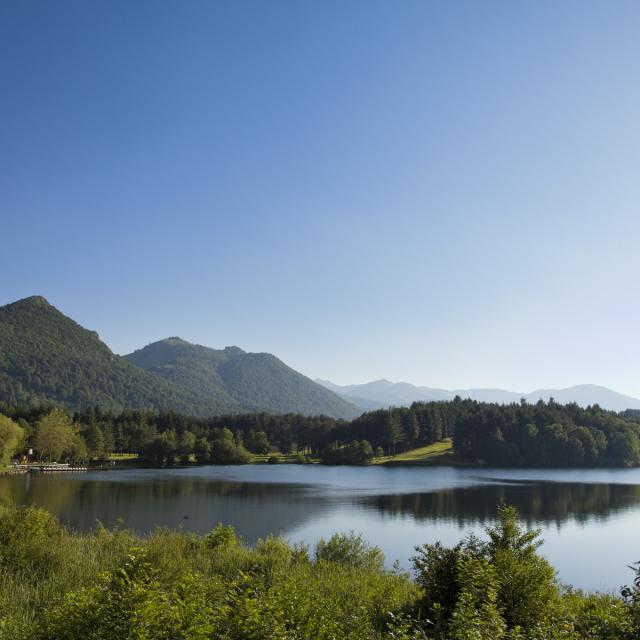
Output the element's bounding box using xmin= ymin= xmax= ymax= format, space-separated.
xmin=358 ymin=481 xmax=640 ymax=528
xmin=1 ymin=469 xmax=640 ymax=541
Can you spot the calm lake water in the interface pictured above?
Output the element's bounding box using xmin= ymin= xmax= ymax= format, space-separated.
xmin=2 ymin=464 xmax=639 ymax=592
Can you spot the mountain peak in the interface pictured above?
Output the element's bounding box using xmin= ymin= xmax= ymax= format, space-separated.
xmin=158 ymin=337 xmax=192 ymax=346
xmin=224 ymin=345 xmax=246 ymax=355
xmin=126 ymin=341 xmax=358 ymax=418
xmin=6 ymin=295 xmax=53 ymax=309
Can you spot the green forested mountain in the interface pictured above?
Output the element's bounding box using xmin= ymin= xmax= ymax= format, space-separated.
xmin=125 ymin=338 xmax=360 ymax=419
xmin=0 ymin=296 xmax=359 ymax=418
xmin=0 ymin=296 xmax=241 ymax=415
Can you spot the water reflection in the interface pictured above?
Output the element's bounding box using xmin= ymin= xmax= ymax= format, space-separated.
xmin=0 ymin=474 xmax=331 ymax=539
xmin=357 ymin=481 xmax=640 ymax=528
xmin=1 ymin=466 xmax=640 ymax=547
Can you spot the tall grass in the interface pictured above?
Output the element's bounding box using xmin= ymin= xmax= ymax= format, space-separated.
xmin=0 ymin=502 xmax=418 ymax=639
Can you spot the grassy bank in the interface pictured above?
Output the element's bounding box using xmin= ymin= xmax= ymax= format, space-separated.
xmin=373 ymin=439 xmax=459 ymax=466
xmin=253 ymin=442 xmax=458 ymax=466
xmin=108 ymin=453 xmax=139 ymax=461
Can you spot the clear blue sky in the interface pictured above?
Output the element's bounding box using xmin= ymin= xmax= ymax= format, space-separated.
xmin=2 ymin=1 xmax=640 ymax=395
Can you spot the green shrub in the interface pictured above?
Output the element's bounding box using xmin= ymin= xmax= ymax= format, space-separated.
xmin=412 ymin=506 xmax=567 ymax=639
xmin=33 ymin=549 xmax=220 ymax=640
xmin=564 ymin=589 xmax=637 ymax=640
xmin=204 ymin=523 xmax=238 ymax=551
xmin=0 ymin=502 xmax=63 ymax=576
xmin=315 ymin=532 xmax=385 ymax=572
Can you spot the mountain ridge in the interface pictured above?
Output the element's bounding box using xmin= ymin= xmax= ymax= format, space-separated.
xmin=0 ymin=296 xmax=359 ymax=418
xmin=125 ymin=338 xmax=360 ymax=418
xmin=316 ymin=379 xmax=640 ymax=413
xmin=0 ymin=296 xmax=238 ymax=415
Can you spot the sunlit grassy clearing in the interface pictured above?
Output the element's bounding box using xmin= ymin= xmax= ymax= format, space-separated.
xmin=373 ymin=438 xmax=453 ymax=465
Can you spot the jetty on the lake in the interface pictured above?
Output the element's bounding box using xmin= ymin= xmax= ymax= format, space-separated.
xmin=15 ymin=463 xmax=88 ymax=474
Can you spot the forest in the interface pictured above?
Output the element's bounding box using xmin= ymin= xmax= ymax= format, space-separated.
xmin=1 ymin=397 xmax=640 ymax=468
xmin=0 ymin=296 xmax=358 ymax=419
xmin=0 ymin=500 xmax=638 ymax=639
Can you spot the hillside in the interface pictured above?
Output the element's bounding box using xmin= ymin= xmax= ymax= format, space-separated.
xmin=125 ymin=339 xmax=360 ymax=419
xmin=0 ymin=296 xmax=358 ymax=418
xmin=319 ymin=379 xmax=640 ymax=412
xmin=0 ymin=296 xmax=239 ymax=415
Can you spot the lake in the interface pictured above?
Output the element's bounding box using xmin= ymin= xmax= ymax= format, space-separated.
xmin=1 ymin=464 xmax=639 ymax=592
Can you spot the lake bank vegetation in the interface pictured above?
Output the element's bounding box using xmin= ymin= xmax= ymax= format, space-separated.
xmin=1 ymin=397 xmax=639 ymax=468
xmin=0 ymin=501 xmax=638 ymax=639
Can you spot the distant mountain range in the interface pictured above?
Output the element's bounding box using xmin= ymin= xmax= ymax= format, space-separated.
xmin=0 ymin=296 xmax=360 ymax=418
xmin=316 ymin=379 xmax=640 ymax=413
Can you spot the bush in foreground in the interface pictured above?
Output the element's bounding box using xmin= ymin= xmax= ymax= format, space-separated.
xmin=0 ymin=501 xmax=638 ymax=639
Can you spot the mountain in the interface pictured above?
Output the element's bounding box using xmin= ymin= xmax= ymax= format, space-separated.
xmin=0 ymin=296 xmax=359 ymax=418
xmin=125 ymin=339 xmax=360 ymax=418
xmin=0 ymin=296 xmax=238 ymax=415
xmin=317 ymin=379 xmax=640 ymax=413
xmin=523 ymin=385 xmax=640 ymax=412
xmin=315 ymin=379 xmax=451 ymax=409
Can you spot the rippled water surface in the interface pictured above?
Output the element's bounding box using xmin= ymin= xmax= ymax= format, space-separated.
xmin=2 ymin=464 xmax=639 ymax=591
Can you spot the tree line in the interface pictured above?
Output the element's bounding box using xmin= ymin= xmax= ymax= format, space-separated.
xmin=1 ymin=396 xmax=639 ymax=467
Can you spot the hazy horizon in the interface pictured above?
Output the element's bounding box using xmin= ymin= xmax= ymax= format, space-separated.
xmin=3 ymin=2 xmax=640 ymax=396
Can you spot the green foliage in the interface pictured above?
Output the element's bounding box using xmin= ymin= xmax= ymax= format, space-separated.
xmin=0 ymin=414 xmax=23 ymax=465
xmin=34 ymin=408 xmax=75 ymax=461
xmin=564 ymin=590 xmax=638 ymax=640
xmin=0 ymin=504 xmax=417 ymax=639
xmin=0 ymin=502 xmax=63 ymax=577
xmin=621 ymin=560 xmax=640 ymax=604
xmin=0 ymin=502 xmax=638 ymax=639
xmin=320 ymin=439 xmax=374 ymax=464
xmin=411 ymin=540 xmax=469 ymax=631
xmin=314 ymin=532 xmax=385 ymax=572
xmin=177 ymin=430 xmax=196 ymax=462
xmin=85 ymin=423 xmax=106 ymax=460
xmin=245 ymin=429 xmax=270 ymax=454
xmin=210 ymin=428 xmax=253 ymax=464
xmin=486 ymin=505 xmax=560 ymax=632
xmin=411 ymin=505 xmax=604 ymax=639
xmin=452 ymin=399 xmax=640 ymax=467
xmin=204 ymin=523 xmax=238 ymax=550
xmin=140 ymin=430 xmax=179 ymax=465
xmin=194 ymin=436 xmax=212 ymax=462
xmin=34 ymin=549 xmax=217 ymax=640
xmin=607 ymin=428 xmax=640 ymax=467
xmin=448 ymin=554 xmax=505 ymax=640
xmin=383 ymin=410 xmax=404 ymax=454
